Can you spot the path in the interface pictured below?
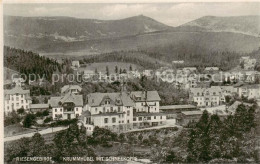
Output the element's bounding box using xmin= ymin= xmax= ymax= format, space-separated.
xmin=4 ymin=126 xmax=68 ymax=142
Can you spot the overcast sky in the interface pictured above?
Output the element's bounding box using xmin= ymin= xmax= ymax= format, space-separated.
xmin=4 ymin=3 xmax=260 ymax=26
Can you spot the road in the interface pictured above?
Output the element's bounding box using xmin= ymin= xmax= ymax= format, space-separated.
xmin=4 ymin=126 xmax=68 ymax=142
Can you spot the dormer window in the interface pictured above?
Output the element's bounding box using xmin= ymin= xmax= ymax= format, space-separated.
xmin=105 ymin=100 xmax=110 ymax=104
xmin=92 ymin=99 xmax=94 ymax=103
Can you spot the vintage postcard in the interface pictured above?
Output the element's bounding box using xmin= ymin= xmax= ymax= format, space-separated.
xmin=2 ymin=0 xmax=260 ymax=163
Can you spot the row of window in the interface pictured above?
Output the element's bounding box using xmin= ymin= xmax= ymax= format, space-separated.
xmin=6 ymin=100 xmax=28 ymax=104
xmin=54 ymin=108 xmax=80 ymax=112
xmin=133 ymin=116 xmax=163 ymax=121
xmin=6 ymin=105 xmax=28 ymax=110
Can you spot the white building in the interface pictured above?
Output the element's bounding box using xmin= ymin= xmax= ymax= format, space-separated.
xmin=85 ymin=90 xmax=167 ymax=132
xmin=71 ymin=61 xmax=80 ymax=68
xmin=48 ymin=93 xmax=83 ymax=120
xmin=86 ymin=92 xmax=135 ymax=132
xmin=4 ymin=86 xmax=32 ymax=114
xmin=240 ymin=56 xmax=257 ymax=70
xmin=61 ymin=85 xmax=82 ymax=95
xmin=237 ymin=84 xmax=260 ymax=99
xmin=189 ymin=86 xmax=226 ymax=107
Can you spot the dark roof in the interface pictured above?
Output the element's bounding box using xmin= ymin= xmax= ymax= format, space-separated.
xmin=48 ymin=93 xmax=83 ymax=107
xmin=134 ymin=112 xmax=167 ymax=117
xmin=130 ymin=91 xmax=161 ymax=102
xmin=181 ymin=111 xmax=203 ymax=116
xmin=160 ymin=105 xmax=196 ymax=110
xmin=87 ymin=92 xmax=134 ymax=107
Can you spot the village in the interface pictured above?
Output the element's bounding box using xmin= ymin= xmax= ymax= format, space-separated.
xmin=4 ymin=55 xmax=260 ymax=137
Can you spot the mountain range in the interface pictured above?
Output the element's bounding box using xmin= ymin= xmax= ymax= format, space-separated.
xmin=4 ymin=15 xmax=260 ymax=57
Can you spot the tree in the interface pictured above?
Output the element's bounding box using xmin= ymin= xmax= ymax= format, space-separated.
xmin=17 ymin=107 xmax=25 ymax=115
xmin=106 ymin=66 xmax=109 ymax=76
xmin=28 ymin=133 xmax=45 ymax=156
xmin=129 ymin=65 xmax=133 ymax=71
xmin=115 ymin=66 xmax=118 ymax=74
xmin=23 ymin=114 xmax=36 ymax=128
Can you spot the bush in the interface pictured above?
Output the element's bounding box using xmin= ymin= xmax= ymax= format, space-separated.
xmin=23 ymin=114 xmax=36 ymax=128
xmin=44 ymin=117 xmax=52 ymax=123
xmin=50 ymin=118 xmax=77 ymax=127
xmin=42 ymin=110 xmax=49 ymax=116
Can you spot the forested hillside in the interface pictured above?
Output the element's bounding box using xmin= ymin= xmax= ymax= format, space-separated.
xmin=4 ymin=46 xmax=62 ymax=82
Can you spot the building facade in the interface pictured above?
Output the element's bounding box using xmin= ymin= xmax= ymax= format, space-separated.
xmin=48 ymin=93 xmax=83 ymax=120
xmin=4 ymin=86 xmax=32 ymax=114
xmin=189 ymin=86 xmax=226 ymax=107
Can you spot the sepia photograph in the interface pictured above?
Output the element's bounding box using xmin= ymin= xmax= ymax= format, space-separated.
xmin=2 ymin=0 xmax=260 ymax=163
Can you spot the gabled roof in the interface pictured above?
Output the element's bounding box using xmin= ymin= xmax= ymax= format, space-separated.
xmin=182 ymin=111 xmax=203 ymax=116
xmin=30 ymin=104 xmax=49 ymax=109
xmin=130 ymin=91 xmax=161 ymax=102
xmin=61 ymin=85 xmax=82 ymax=93
xmin=87 ymin=92 xmax=135 ymax=107
xmin=5 ymin=85 xmax=30 ymax=95
xmin=48 ymin=93 xmax=83 ymax=107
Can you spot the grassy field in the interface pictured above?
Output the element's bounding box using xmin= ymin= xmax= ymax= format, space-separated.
xmin=78 ymin=62 xmax=141 ymax=74
xmin=4 ymin=124 xmax=36 ymax=137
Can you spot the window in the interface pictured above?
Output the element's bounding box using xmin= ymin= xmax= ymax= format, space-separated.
xmin=133 ymin=117 xmax=136 ymax=121
xmin=95 ymin=108 xmax=97 ymax=113
xmin=103 ymin=107 xmax=105 ymax=113
xmin=76 ymin=114 xmax=79 ymax=118
xmin=147 ymin=117 xmax=151 ymax=120
xmin=127 ymin=120 xmax=129 ymax=123
xmin=7 ymin=106 xmax=9 ymax=110
xmin=139 ymin=117 xmax=142 ymax=121
xmin=16 ymin=103 xmax=19 ymax=106
xmin=16 ymin=97 xmax=19 ymax=101
xmin=118 ymin=106 xmax=120 ymax=112
xmin=160 ymin=116 xmax=162 ymax=119
xmin=55 ymin=114 xmax=58 ymax=118
xmin=104 ymin=118 xmax=108 ymax=123
xmin=154 ymin=116 xmax=156 ymax=119
xmin=76 ymin=108 xmax=78 ymax=111
xmin=60 ymin=108 xmax=62 ymax=112
xmin=127 ymin=111 xmax=130 ymax=116
xmin=110 ymin=107 xmax=113 ymax=112
xmin=112 ymin=117 xmax=116 ymax=123
xmin=55 ymin=109 xmax=57 ymax=112
xmin=21 ymin=100 xmax=24 ymax=103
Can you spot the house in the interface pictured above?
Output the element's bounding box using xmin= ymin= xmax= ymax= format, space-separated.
xmin=127 ymin=70 xmax=141 ymax=79
xmin=142 ymin=70 xmax=154 ymax=77
xmin=78 ymin=110 xmax=94 ymax=135
xmin=130 ymin=91 xmax=161 ymax=113
xmin=160 ymin=105 xmax=197 ymax=119
xmin=172 ymin=60 xmax=184 ymax=64
xmin=226 ymin=101 xmax=253 ymax=115
xmin=85 ymin=90 xmax=166 ymax=132
xmin=132 ymin=112 xmax=167 ymax=128
xmin=12 ymin=77 xmax=25 ymax=87
xmin=61 ymin=85 xmax=82 ymax=95
xmin=189 ymin=86 xmax=226 ymax=107
xmin=72 ymin=61 xmax=80 ymax=68
xmin=4 ymin=85 xmax=32 ymax=114
xmin=48 ymin=93 xmax=83 ymax=120
xmin=220 ymin=86 xmax=237 ymax=96
xmin=240 ymin=56 xmax=256 ymax=70
xmin=86 ymin=92 xmax=135 ymax=132
xmin=237 ymin=84 xmax=260 ymax=99
xmin=30 ymin=104 xmax=49 ymax=114
xmin=204 ymin=67 xmax=220 ymax=73
xmin=176 ymin=111 xmax=203 ymax=126
xmin=182 ymin=67 xmax=197 ymax=74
